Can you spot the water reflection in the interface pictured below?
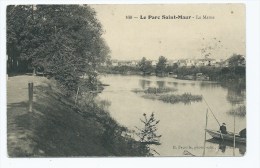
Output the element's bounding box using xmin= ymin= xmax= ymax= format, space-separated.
xmin=227 ymin=105 xmax=246 ymax=117
xmin=168 ymin=82 xmax=178 ymax=87
xmin=156 ymin=81 xmax=166 ymax=88
xmin=99 ymin=75 xmax=246 ymax=156
xmin=219 ymin=141 xmax=227 ymax=153
xmin=226 ymin=89 xmax=245 ymax=105
xmin=139 ymin=79 xmax=151 ymax=89
xmin=222 ymin=81 xmax=246 ymax=106
xmin=190 ymin=83 xmax=196 ymax=87
xmin=206 ymin=138 xmax=246 ymax=155
xmin=199 ymin=82 xmax=222 ymax=90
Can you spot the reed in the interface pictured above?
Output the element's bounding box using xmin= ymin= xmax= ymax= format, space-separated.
xmin=142 ymin=93 xmax=202 ymax=104
xmin=227 ymin=105 xmax=246 ymax=117
xmin=132 ymin=87 xmax=177 ymax=94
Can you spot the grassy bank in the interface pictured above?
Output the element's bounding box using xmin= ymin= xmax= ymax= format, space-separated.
xmin=7 ymin=75 xmax=148 ymax=157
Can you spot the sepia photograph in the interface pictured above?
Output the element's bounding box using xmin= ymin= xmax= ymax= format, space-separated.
xmin=6 ymin=4 xmax=247 ymax=157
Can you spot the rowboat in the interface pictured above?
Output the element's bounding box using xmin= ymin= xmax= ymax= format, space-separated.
xmin=205 ymin=129 xmax=246 ymax=144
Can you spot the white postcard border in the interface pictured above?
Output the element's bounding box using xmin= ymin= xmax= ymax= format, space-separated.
xmin=0 ymin=0 xmax=259 ymax=168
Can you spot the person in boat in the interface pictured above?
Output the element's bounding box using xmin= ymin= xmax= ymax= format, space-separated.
xmin=220 ymin=123 xmax=227 ymax=134
xmin=239 ymin=128 xmax=246 ymax=138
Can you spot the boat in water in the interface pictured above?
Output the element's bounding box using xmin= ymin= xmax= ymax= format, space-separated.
xmin=205 ymin=129 xmax=246 ymax=144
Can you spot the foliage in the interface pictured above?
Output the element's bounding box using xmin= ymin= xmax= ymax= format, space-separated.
xmin=7 ymin=5 xmax=110 ymax=94
xmin=228 ymin=54 xmax=245 ymax=67
xmin=105 ymin=54 xmax=245 ymax=84
xmin=166 ymin=63 xmax=178 ymax=72
xmin=155 ymin=56 xmax=167 ymax=75
xmin=166 ymin=65 xmax=245 ymax=82
xmin=136 ymin=113 xmax=161 ymax=156
xmin=73 ymin=90 xmax=149 ymax=156
xmin=138 ymin=57 xmax=153 ymax=75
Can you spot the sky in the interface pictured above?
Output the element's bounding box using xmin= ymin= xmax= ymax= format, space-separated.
xmin=91 ymin=4 xmax=245 ymax=61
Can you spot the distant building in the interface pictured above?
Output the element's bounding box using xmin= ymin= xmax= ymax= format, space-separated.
xmin=151 ymin=60 xmax=158 ymax=66
xmin=167 ymin=60 xmax=178 ymax=66
xmin=177 ymin=59 xmax=196 ymax=67
xmin=130 ymin=60 xmax=139 ymax=67
xmin=112 ymin=60 xmax=139 ymax=67
xmin=195 ymin=58 xmax=215 ymax=66
xmin=111 ymin=60 xmax=119 ymax=66
xmin=177 ymin=60 xmax=187 ymax=67
xmin=186 ymin=59 xmax=196 ymax=67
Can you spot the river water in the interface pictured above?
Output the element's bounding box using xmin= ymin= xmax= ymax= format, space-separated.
xmin=97 ymin=74 xmax=246 ymax=156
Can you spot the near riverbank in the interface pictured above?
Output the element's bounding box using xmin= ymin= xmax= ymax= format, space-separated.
xmin=7 ymin=75 xmax=147 ymax=157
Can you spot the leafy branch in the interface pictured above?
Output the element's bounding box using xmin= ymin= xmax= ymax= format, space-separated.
xmin=136 ymin=113 xmax=162 ymax=156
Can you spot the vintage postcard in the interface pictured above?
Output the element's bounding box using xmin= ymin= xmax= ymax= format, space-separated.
xmin=6 ymin=4 xmax=246 ymax=157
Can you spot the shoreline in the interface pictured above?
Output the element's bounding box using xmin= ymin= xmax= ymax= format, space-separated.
xmin=100 ymin=72 xmax=240 ymax=84
xmin=7 ymin=75 xmax=148 ymax=157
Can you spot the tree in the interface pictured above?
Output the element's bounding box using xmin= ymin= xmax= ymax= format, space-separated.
xmin=136 ymin=113 xmax=161 ymax=156
xmin=7 ymin=5 xmax=35 ymax=73
xmin=227 ymin=54 xmax=245 ymax=81
xmin=7 ymin=5 xmax=110 ymax=94
xmin=155 ymin=56 xmax=167 ymax=75
xmin=228 ymin=54 xmax=245 ymax=67
xmin=138 ymin=57 xmax=153 ymax=75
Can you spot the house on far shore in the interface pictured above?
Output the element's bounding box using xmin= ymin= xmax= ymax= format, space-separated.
xmin=195 ymin=58 xmax=215 ymax=66
xmin=151 ymin=60 xmax=158 ymax=67
xmin=112 ymin=60 xmax=138 ymax=67
xmin=177 ymin=60 xmax=187 ymax=67
xmin=111 ymin=60 xmax=119 ymax=66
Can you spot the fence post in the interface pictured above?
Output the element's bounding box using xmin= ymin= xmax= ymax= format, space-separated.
xmin=28 ymin=82 xmax=33 ymax=112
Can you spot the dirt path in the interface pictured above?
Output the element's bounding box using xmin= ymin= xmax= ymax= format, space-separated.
xmin=7 ymin=75 xmax=49 ymax=156
xmin=7 ymin=75 xmax=46 ymax=104
xmin=7 ymin=75 xmax=111 ymax=157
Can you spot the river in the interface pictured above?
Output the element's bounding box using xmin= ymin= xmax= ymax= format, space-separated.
xmin=97 ymin=74 xmax=246 ymax=156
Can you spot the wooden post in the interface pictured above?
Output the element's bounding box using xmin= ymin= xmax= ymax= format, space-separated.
xmin=28 ymin=82 xmax=33 ymax=112
xmin=233 ymin=112 xmax=236 ymax=156
xmin=203 ymin=109 xmax=208 ymax=156
xmin=33 ymin=68 xmax=36 ymax=76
